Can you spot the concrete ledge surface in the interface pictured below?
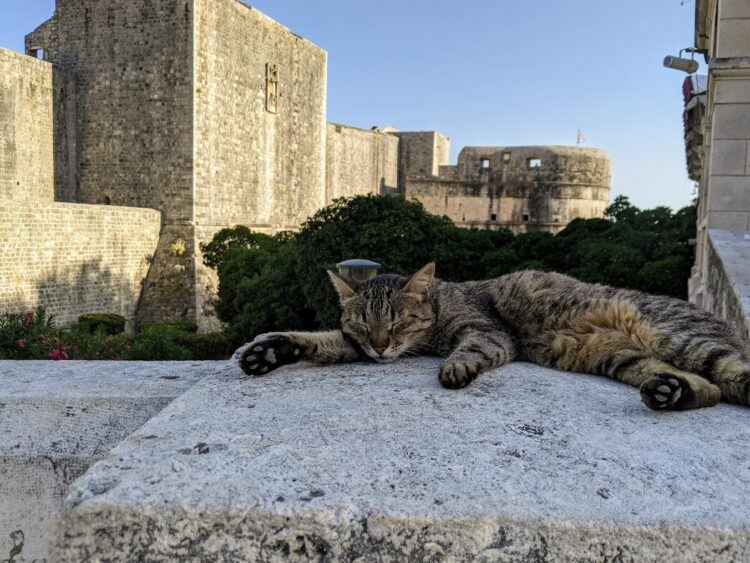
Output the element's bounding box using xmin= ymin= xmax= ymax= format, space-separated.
xmin=50 ymin=359 xmax=750 ymax=561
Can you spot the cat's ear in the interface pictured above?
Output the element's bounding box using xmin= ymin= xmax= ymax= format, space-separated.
xmin=327 ymin=270 xmax=359 ymax=300
xmin=403 ymin=262 xmax=436 ymax=295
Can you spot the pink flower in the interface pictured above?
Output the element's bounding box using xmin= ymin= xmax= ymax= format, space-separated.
xmin=20 ymin=313 xmax=34 ymax=327
xmin=49 ymin=349 xmax=69 ymax=361
xmin=54 ymin=336 xmax=61 ymax=344
xmin=17 ymin=339 xmax=26 ymax=348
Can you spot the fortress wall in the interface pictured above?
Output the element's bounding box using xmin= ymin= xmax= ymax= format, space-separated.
xmin=0 ymin=49 xmax=161 ymax=328
xmin=193 ymin=0 xmax=327 ymax=231
xmin=325 ymin=123 xmax=399 ymax=200
xmin=28 ymin=0 xmax=195 ymax=222
xmin=191 ymin=0 xmax=327 ymax=330
xmin=396 ymin=131 xmax=451 ymax=189
xmin=405 ymin=146 xmax=611 ymax=233
xmin=0 ymin=49 xmax=55 ymax=203
xmin=0 ymin=204 xmax=161 ymax=328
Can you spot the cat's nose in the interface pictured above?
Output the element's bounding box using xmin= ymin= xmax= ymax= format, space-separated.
xmin=370 ymin=333 xmax=390 ymax=355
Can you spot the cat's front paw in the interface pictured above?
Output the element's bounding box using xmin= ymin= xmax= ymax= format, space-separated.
xmin=238 ymin=334 xmax=304 ymax=377
xmin=640 ymin=374 xmax=690 ymax=410
xmin=439 ymin=360 xmax=480 ymax=389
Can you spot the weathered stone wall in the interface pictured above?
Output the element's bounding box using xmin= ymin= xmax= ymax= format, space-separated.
xmin=397 ymin=131 xmax=451 ymax=190
xmin=326 ymin=123 xmax=399 ymax=200
xmin=0 ymin=47 xmax=160 ymax=328
xmin=703 ymin=230 xmax=750 ymax=341
xmin=191 ymin=0 xmax=327 ymax=329
xmin=0 ymin=204 xmax=160 ymax=328
xmin=0 ymin=49 xmax=55 ymax=203
xmin=193 ymin=0 xmax=327 ymax=231
xmin=26 ymin=0 xmax=195 ymax=221
xmin=405 ymin=146 xmax=611 ymax=233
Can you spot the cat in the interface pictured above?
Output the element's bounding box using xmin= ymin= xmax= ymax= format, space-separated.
xmin=238 ymin=263 xmax=750 ymax=411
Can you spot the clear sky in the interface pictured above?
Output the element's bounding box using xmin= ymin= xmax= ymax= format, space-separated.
xmin=1 ymin=1 xmax=701 ymax=211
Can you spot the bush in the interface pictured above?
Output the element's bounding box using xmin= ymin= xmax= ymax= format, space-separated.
xmin=139 ymin=321 xmax=199 ymax=334
xmin=0 ymin=309 xmax=234 ymax=361
xmin=0 ymin=307 xmax=59 ymax=360
xmin=206 ymin=195 xmax=697 ymax=338
xmin=135 ymin=322 xmax=237 ymax=360
xmin=125 ymin=325 xmax=191 ymax=361
xmin=77 ymin=313 xmax=127 ymax=336
xmin=172 ymin=331 xmax=238 ymax=360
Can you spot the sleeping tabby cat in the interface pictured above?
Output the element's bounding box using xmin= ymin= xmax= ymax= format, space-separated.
xmin=238 ymin=263 xmax=750 ymax=411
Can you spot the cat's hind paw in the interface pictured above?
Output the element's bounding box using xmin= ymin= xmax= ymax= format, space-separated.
xmin=438 ymin=360 xmax=480 ymax=389
xmin=640 ymin=374 xmax=689 ymax=411
xmin=238 ymin=334 xmax=303 ymax=377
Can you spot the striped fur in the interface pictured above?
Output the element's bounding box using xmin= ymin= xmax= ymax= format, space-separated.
xmin=240 ymin=264 xmax=750 ymax=411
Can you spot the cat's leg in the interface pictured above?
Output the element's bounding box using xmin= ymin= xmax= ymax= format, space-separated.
xmin=238 ymin=330 xmax=362 ymax=376
xmin=659 ymin=335 xmax=750 ymax=406
xmin=525 ymin=335 xmax=721 ymax=411
xmin=439 ymin=329 xmax=516 ymax=389
xmin=613 ymin=356 xmax=721 ymax=411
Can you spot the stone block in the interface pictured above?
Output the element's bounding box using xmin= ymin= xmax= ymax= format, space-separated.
xmin=0 ymin=361 xmax=210 ymax=562
xmin=50 ymin=359 xmax=750 ymax=561
xmin=710 ymin=139 xmax=748 ymax=175
xmin=708 ymin=176 xmax=750 ymax=210
xmin=720 ymin=0 xmax=750 ymax=19
xmin=714 ymin=78 xmax=750 ymax=105
xmin=713 ymin=103 xmax=750 ymax=140
xmin=717 ymin=19 xmax=750 ymax=58
xmin=707 ymin=210 xmax=750 ymax=230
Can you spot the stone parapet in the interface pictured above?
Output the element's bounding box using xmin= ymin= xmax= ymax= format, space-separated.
xmin=704 ymin=229 xmax=750 ymax=340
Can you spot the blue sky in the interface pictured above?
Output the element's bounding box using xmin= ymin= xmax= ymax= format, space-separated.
xmin=1 ymin=1 xmax=700 ymax=210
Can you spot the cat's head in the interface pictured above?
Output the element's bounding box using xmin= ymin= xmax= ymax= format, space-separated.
xmin=327 ymin=263 xmax=436 ymax=363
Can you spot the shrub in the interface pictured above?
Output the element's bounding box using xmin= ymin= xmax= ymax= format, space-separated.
xmin=172 ymin=331 xmax=238 ymax=360
xmin=0 ymin=307 xmax=59 ymax=360
xmin=206 ymin=195 xmax=697 ymax=339
xmin=125 ymin=325 xmax=191 ymax=361
xmin=77 ymin=313 xmax=127 ymax=335
xmin=139 ymin=321 xmax=199 ymax=334
xmin=0 ymin=308 xmax=236 ymax=361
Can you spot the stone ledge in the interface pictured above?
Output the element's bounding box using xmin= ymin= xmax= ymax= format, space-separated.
xmin=50 ymin=359 xmax=750 ymax=561
xmin=706 ymin=229 xmax=750 ymax=340
xmin=0 ymin=361 xmax=213 ymax=562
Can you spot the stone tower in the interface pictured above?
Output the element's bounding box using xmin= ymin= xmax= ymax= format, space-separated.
xmin=25 ymin=0 xmax=328 ymax=330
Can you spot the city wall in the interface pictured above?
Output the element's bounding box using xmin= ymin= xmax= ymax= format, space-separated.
xmin=326 ymin=123 xmax=400 ymax=200
xmin=405 ymin=146 xmax=611 ymax=233
xmin=0 ymin=48 xmax=160 ymax=328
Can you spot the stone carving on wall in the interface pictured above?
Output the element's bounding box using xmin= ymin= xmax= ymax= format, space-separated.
xmin=266 ymin=63 xmax=279 ymax=114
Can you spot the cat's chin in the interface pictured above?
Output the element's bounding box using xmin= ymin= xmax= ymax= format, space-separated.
xmin=371 ymin=354 xmax=398 ymax=364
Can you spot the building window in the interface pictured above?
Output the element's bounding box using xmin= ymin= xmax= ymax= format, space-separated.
xmin=527 ymin=158 xmax=541 ymax=170
xmin=104 ymin=196 xmax=111 ymax=205
xmin=522 ymin=213 xmax=530 ymax=222
xmin=481 ymin=159 xmax=490 ymax=170
xmin=28 ymin=47 xmax=44 ymax=60
xmin=490 ymin=213 xmax=497 ymax=221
